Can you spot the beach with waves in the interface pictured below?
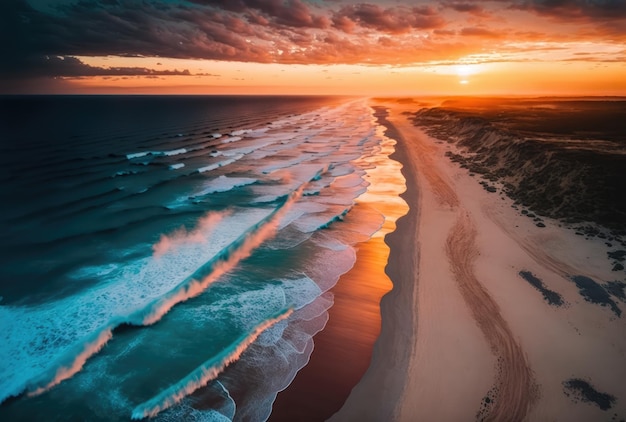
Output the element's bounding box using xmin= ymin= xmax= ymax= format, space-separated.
xmin=0 ymin=95 xmax=408 ymax=421
xmin=2 ymin=95 xmax=626 ymax=421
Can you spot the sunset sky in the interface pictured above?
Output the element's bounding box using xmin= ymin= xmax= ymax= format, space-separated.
xmin=2 ymin=0 xmax=625 ymax=95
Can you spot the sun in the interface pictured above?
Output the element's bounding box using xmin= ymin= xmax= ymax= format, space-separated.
xmin=454 ymin=64 xmax=479 ymax=85
xmin=455 ymin=64 xmax=478 ymax=86
xmin=456 ymin=65 xmax=477 ymax=77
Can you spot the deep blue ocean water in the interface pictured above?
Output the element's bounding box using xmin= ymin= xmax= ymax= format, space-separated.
xmin=0 ymin=95 xmax=398 ymax=421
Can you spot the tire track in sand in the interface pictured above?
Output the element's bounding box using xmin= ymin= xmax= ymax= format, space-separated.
xmin=387 ymin=110 xmax=536 ymax=421
xmin=445 ymin=212 xmax=537 ymax=421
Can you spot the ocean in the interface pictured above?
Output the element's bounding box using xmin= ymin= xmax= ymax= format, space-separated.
xmin=0 ymin=95 xmax=402 ymax=421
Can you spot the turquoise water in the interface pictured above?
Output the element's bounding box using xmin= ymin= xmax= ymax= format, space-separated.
xmin=0 ymin=95 xmax=396 ymax=420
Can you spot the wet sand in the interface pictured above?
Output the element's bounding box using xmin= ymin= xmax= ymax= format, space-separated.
xmin=269 ymin=233 xmax=392 ymax=421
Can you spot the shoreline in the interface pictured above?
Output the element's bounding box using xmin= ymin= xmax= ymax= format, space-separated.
xmin=272 ymin=98 xmax=625 ymax=421
xmin=327 ymin=106 xmax=423 ymax=420
xmin=333 ymin=100 xmax=626 ymax=421
xmin=269 ymin=232 xmax=392 ymax=421
xmin=269 ymin=106 xmax=408 ymax=421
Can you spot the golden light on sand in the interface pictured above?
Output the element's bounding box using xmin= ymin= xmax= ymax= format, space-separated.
xmin=460 ymin=80 xmax=469 ymax=85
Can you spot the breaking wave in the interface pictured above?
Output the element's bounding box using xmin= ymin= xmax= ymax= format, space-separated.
xmin=0 ymin=97 xmax=405 ymax=421
xmin=131 ymin=308 xmax=293 ymax=419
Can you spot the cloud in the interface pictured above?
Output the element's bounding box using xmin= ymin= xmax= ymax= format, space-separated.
xmin=1 ymin=0 xmax=279 ymax=63
xmin=460 ymin=27 xmax=503 ymax=38
xmin=1 ymin=55 xmax=192 ymax=78
xmin=0 ymin=0 xmax=453 ymax=74
xmin=2 ymin=0 xmax=625 ymax=85
xmin=331 ymin=4 xmax=445 ymax=33
xmin=189 ymin=0 xmax=330 ymax=28
xmin=442 ymin=2 xmax=491 ymax=17
xmin=441 ymin=0 xmax=626 ymax=37
xmin=513 ymin=0 xmax=626 ymax=20
xmin=433 ymin=28 xmax=457 ymax=36
xmin=502 ymin=0 xmax=626 ymax=39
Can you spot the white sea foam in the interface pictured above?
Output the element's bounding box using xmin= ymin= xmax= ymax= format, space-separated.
xmin=277 ymin=202 xmax=329 ymax=230
xmin=281 ymin=275 xmax=324 ymax=310
xmin=221 ymin=136 xmax=242 ymax=144
xmin=127 ymin=148 xmax=186 ymax=160
xmin=332 ymin=172 xmax=367 ymax=188
xmin=0 ymin=202 xmax=287 ymax=403
xmin=292 ymin=205 xmax=352 ymax=233
xmin=113 ymin=170 xmax=138 ymax=177
xmin=220 ymin=142 xmax=273 ymax=157
xmin=152 ymin=210 xmax=230 ymax=257
xmin=163 ymin=148 xmax=187 ymax=157
xmin=193 ymin=176 xmax=257 ymax=197
xmin=127 ymin=151 xmax=151 ymax=159
xmin=130 ymin=275 xmax=331 ymax=420
xmin=245 ymin=127 xmax=269 ymax=137
xmin=26 ymin=329 xmax=113 ymax=398
xmin=141 ymin=101 xmax=384 ymax=420
xmin=2 ymin=99 xmax=400 ymax=420
xmin=169 ymin=163 xmax=185 ymax=170
xmin=197 ymin=155 xmax=244 ymax=173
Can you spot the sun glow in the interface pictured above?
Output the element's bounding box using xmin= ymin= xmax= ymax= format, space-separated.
xmin=456 ymin=64 xmax=478 ymax=87
xmin=22 ymin=55 xmax=626 ymax=96
xmin=456 ymin=65 xmax=475 ymax=77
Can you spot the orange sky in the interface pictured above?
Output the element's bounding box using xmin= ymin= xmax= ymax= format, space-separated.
xmin=3 ymin=0 xmax=626 ymax=95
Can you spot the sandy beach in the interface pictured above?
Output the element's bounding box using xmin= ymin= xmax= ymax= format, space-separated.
xmin=330 ymin=100 xmax=626 ymax=421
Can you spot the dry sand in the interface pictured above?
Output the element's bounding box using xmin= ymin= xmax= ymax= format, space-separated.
xmin=331 ymin=100 xmax=626 ymax=421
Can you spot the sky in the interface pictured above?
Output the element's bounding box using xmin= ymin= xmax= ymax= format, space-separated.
xmin=1 ymin=0 xmax=625 ymax=95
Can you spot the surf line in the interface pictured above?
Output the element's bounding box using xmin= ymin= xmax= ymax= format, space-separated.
xmin=21 ymin=183 xmax=308 ymax=401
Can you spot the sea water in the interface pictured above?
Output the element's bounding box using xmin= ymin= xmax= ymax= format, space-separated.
xmin=0 ymin=95 xmax=400 ymax=421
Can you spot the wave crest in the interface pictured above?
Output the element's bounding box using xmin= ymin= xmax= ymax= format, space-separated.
xmin=131 ymin=308 xmax=293 ymax=420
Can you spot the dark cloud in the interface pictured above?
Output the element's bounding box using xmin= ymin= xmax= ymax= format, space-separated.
xmin=502 ymin=0 xmax=626 ymax=39
xmin=460 ymin=27 xmax=503 ymax=37
xmin=513 ymin=0 xmax=626 ymax=20
xmin=0 ymin=0 xmax=452 ymax=79
xmin=189 ymin=0 xmax=330 ymax=28
xmin=1 ymin=0 xmax=278 ymax=85
xmin=442 ymin=0 xmax=626 ymax=36
xmin=443 ymin=2 xmax=490 ymax=16
xmin=1 ymin=55 xmax=192 ymax=78
xmin=1 ymin=0 xmax=277 ymax=69
xmin=331 ymin=4 xmax=445 ymax=33
xmin=3 ymin=0 xmax=624 ymax=87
